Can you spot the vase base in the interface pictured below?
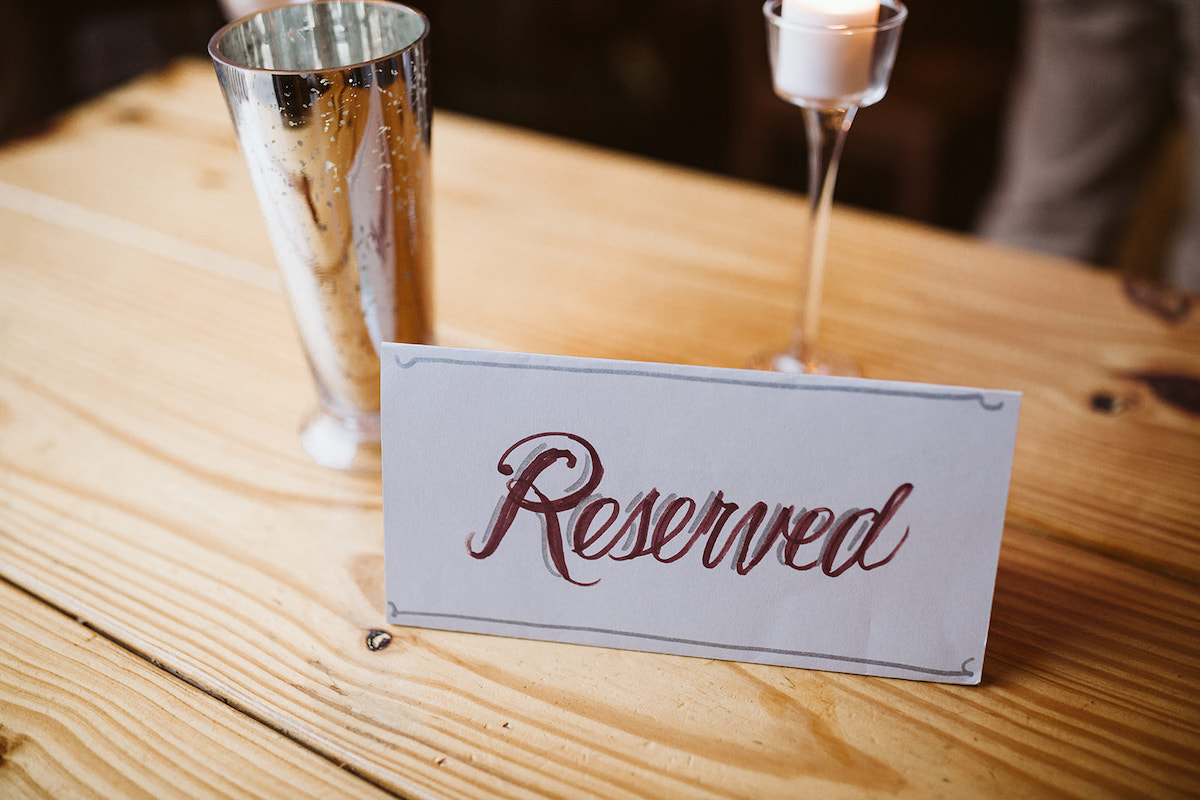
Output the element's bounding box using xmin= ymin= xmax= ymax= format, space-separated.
xmin=299 ymin=409 xmax=382 ymax=473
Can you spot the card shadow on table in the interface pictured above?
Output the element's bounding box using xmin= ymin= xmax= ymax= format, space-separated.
xmin=981 ymin=531 xmax=1159 ymax=688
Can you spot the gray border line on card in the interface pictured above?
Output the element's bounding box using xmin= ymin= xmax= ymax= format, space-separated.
xmin=387 ymin=605 xmax=977 ymax=679
xmin=394 ymin=354 xmax=1007 ymax=410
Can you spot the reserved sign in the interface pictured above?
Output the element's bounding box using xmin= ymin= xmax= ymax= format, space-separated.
xmin=382 ymin=345 xmax=1020 ymax=684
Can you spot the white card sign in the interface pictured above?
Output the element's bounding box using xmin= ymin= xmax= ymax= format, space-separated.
xmin=382 ymin=344 xmax=1020 ymax=684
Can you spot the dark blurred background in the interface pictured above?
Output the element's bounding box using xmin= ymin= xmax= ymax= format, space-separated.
xmin=1 ymin=0 xmax=1018 ymax=234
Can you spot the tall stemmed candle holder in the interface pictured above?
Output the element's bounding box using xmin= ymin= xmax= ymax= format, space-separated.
xmin=758 ymin=0 xmax=906 ymax=375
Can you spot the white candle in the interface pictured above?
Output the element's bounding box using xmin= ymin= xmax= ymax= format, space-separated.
xmin=774 ymin=0 xmax=881 ymax=104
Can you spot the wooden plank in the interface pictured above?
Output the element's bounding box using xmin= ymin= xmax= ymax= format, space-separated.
xmin=1 ymin=60 xmax=1195 ymax=579
xmin=0 ymin=59 xmax=1198 ymax=799
xmin=0 ymin=194 xmax=1197 ymax=797
xmin=428 ymin=114 xmax=1200 ymax=580
xmin=0 ymin=580 xmax=397 ymax=799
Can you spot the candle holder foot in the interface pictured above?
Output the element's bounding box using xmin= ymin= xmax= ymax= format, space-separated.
xmin=747 ymin=349 xmax=860 ymax=377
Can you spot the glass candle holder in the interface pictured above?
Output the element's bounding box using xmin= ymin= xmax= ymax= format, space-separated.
xmin=756 ymin=0 xmax=906 ymax=376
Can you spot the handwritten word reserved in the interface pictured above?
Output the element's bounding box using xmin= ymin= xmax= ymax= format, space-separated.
xmin=468 ymin=432 xmax=912 ymax=586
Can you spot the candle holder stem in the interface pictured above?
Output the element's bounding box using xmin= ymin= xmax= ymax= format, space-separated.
xmin=789 ymin=105 xmax=857 ymax=375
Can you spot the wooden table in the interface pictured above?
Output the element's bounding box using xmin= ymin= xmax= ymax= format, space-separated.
xmin=1 ymin=58 xmax=1198 ymax=799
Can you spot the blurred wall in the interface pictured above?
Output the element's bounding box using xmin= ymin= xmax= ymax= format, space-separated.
xmin=0 ymin=0 xmax=1020 ymax=233
xmin=0 ymin=1 xmax=222 ymax=140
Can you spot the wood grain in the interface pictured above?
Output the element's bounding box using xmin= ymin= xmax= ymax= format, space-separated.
xmin=428 ymin=114 xmax=1200 ymax=581
xmin=0 ymin=59 xmax=1197 ymax=799
xmin=5 ymin=60 xmax=1193 ymax=579
xmin=0 ymin=580 xmax=396 ymax=799
xmin=1 ymin=335 xmax=1197 ymax=799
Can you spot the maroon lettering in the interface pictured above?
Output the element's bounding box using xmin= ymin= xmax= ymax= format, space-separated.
xmin=822 ymin=508 xmax=878 ymax=577
xmin=657 ymin=492 xmax=739 ymax=565
xmin=649 ymin=495 xmax=698 ymax=561
xmin=609 ymin=490 xmax=660 ymax=561
xmin=468 ymin=432 xmax=914 ymax=586
xmin=735 ymin=505 xmax=793 ymax=575
xmin=572 ymin=497 xmax=620 ymax=559
xmin=782 ymin=508 xmax=835 ymax=570
xmin=467 ymin=432 xmax=603 ymax=586
xmin=707 ymin=502 xmax=767 ymax=569
xmin=857 ymin=483 xmax=913 ymax=570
